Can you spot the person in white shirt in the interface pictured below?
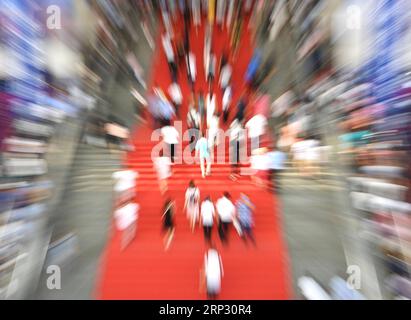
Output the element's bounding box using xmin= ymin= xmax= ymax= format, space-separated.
xmin=208 ymin=112 xmax=220 ymax=156
xmin=153 ymin=150 xmax=172 ymax=194
xmin=201 ymin=196 xmax=215 ymax=242
xmin=222 ymin=86 xmax=232 ymax=123
xmin=187 ymin=52 xmax=197 ymax=91
xmin=202 ymin=247 xmax=224 ymax=299
xmin=168 ymin=82 xmax=183 ymax=116
xmin=184 ymin=180 xmax=200 ymax=232
xmin=161 ymin=125 xmax=179 ymax=163
xmin=246 ymin=114 xmax=268 ymax=152
xmin=206 ymin=91 xmax=216 ymax=129
xmin=219 ymin=64 xmax=232 ymax=91
xmin=216 ymin=192 xmax=236 ymax=243
xmin=162 ymin=33 xmax=177 ymax=81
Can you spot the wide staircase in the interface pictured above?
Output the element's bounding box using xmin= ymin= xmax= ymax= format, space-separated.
xmin=96 ymin=126 xmax=291 ymax=299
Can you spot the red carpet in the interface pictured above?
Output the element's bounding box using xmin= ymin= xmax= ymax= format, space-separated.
xmin=95 ymin=13 xmax=292 ymax=300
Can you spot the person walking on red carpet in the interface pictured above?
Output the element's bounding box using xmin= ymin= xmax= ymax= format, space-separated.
xmin=154 ymin=150 xmax=172 ymax=195
xmin=206 ymin=90 xmax=216 ymax=129
xmin=162 ymin=198 xmax=176 ymax=251
xmin=222 ymin=85 xmax=232 ymax=123
xmin=187 ymin=97 xmax=200 ymax=152
xmin=200 ymin=196 xmax=215 ymax=243
xmin=219 ymin=63 xmax=232 ymax=92
xmin=184 ymin=180 xmax=200 ymax=232
xmin=162 ymin=33 xmax=178 ymax=81
xmin=235 ymin=96 xmax=247 ymax=123
xmin=219 ymin=50 xmax=229 ymax=74
xmin=195 ymin=132 xmax=212 ymax=178
xmin=187 ymin=51 xmax=197 ymax=92
xmin=148 ymin=88 xmax=175 ymax=128
xmin=207 ymin=52 xmax=217 ymax=86
xmin=168 ymin=81 xmax=183 ymax=116
xmin=204 ymin=27 xmax=212 ymax=80
xmin=229 ymin=119 xmax=245 ymax=181
xmin=200 ymin=247 xmax=224 ymax=299
xmin=216 ymin=192 xmax=236 ymax=244
xmin=245 ymin=49 xmax=262 ymax=88
xmin=207 ymin=112 xmax=220 ymax=161
xmin=236 ymin=193 xmax=256 ymax=245
xmin=160 ymin=1 xmax=174 ymax=38
xmin=161 ymin=124 xmax=179 ymax=163
xmin=198 ymin=91 xmax=206 ymax=131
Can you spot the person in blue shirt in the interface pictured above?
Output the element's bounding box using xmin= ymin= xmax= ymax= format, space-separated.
xmin=195 ymin=132 xmax=212 ymax=178
xmin=245 ymin=49 xmax=262 ymax=86
xmin=235 ymin=193 xmax=256 ymax=245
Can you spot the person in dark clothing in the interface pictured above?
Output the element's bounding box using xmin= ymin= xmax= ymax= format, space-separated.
xmin=216 ymin=192 xmax=235 ymax=244
xmin=184 ymin=2 xmax=191 ymax=29
xmin=200 ymin=196 xmax=215 ymax=243
xmin=187 ymin=95 xmax=200 ymax=152
xmin=168 ymin=60 xmax=178 ymax=82
xmin=229 ymin=119 xmax=244 ymax=180
xmin=198 ymin=91 xmax=206 ymax=130
xmin=223 ymin=109 xmax=230 ymax=124
xmin=162 ymin=198 xmax=175 ymax=250
xmin=235 ymin=97 xmax=247 ymax=122
xmin=219 ymin=51 xmax=229 ymax=73
xmin=177 ymin=40 xmax=185 ymax=67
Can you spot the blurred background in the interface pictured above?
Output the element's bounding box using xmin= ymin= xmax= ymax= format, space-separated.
xmin=0 ymin=0 xmax=410 ymax=300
